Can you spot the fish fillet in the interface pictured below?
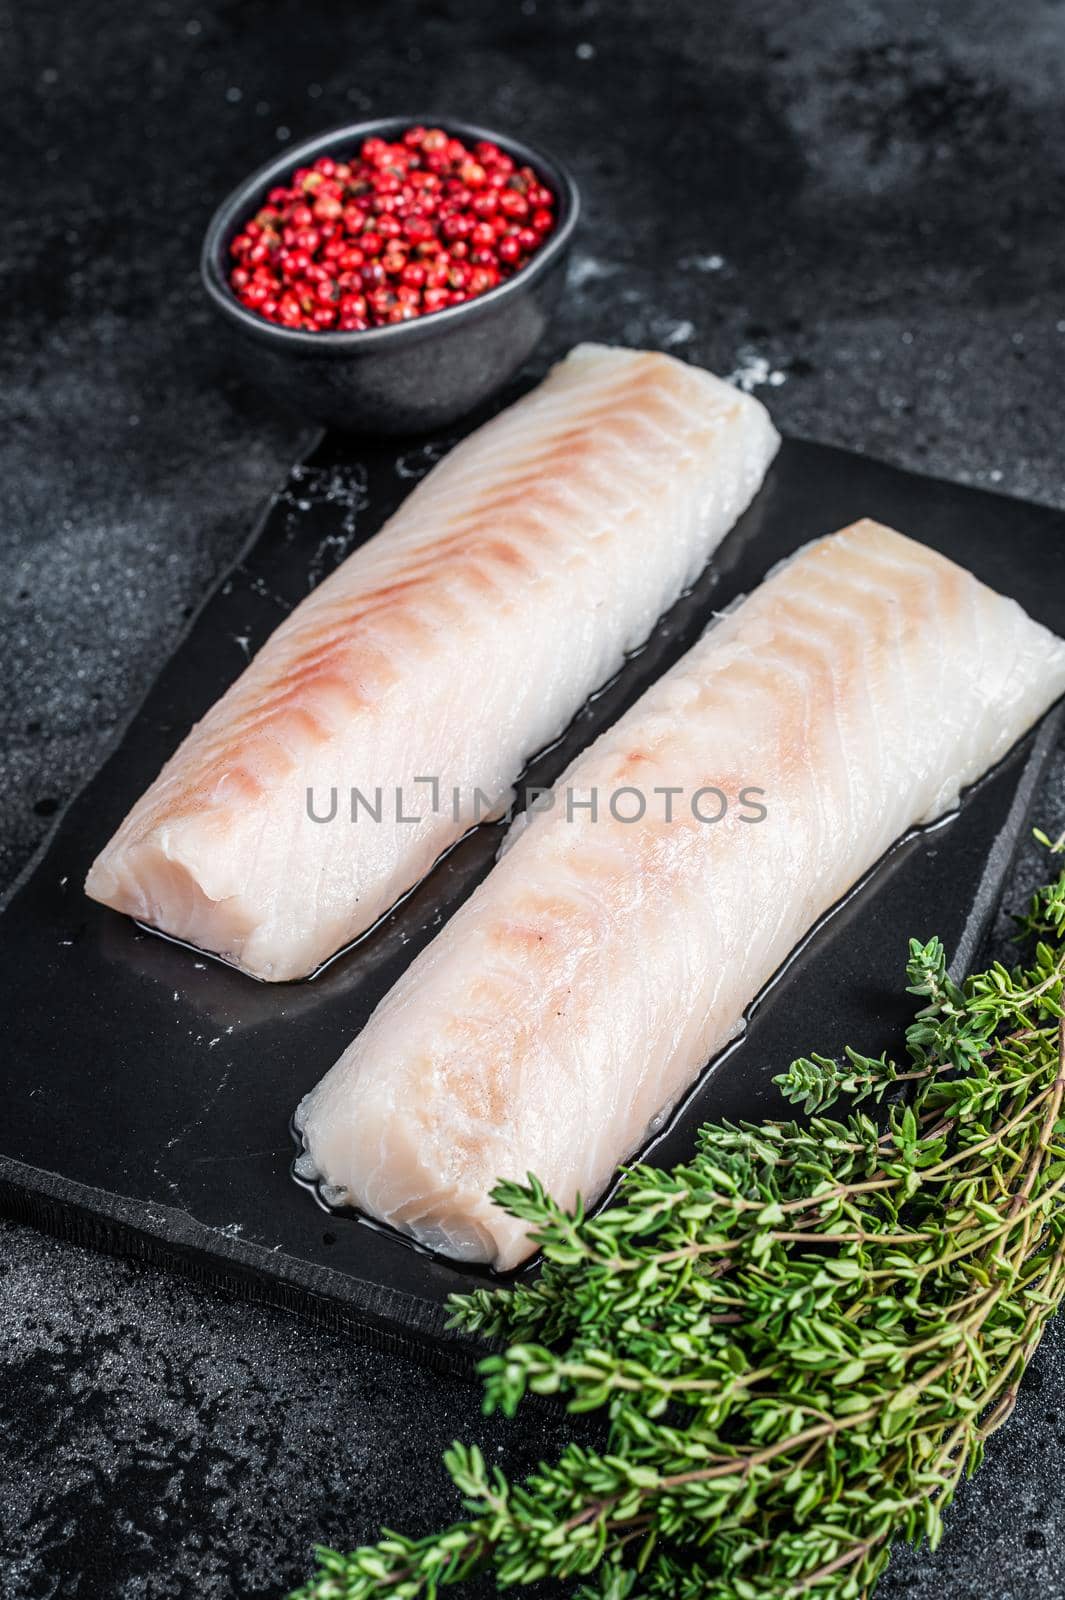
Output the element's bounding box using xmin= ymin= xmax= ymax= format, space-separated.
xmin=85 ymin=345 xmax=779 ymax=980
xmin=297 ymin=520 xmax=1065 ymax=1268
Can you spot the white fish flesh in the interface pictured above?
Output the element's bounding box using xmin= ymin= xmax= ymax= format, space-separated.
xmin=297 ymin=519 xmax=1065 ymax=1267
xmin=85 ymin=344 xmax=779 ymax=980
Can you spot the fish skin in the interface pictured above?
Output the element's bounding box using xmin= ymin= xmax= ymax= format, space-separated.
xmin=297 ymin=520 xmax=1065 ymax=1269
xmin=85 ymin=345 xmax=780 ymax=980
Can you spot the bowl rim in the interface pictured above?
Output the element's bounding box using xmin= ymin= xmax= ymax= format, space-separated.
xmin=201 ymin=114 xmax=580 ymax=353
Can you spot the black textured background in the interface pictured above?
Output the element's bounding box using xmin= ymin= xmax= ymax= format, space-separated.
xmin=3 ymin=1 xmax=1065 ymax=1595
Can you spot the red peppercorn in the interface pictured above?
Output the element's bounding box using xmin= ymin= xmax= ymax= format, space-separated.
xmin=498 ymin=189 xmax=528 ymax=219
xmin=227 ymin=125 xmax=558 ymax=329
xmin=278 ymin=293 xmax=302 ymax=327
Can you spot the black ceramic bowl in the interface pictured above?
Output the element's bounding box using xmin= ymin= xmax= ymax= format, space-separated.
xmin=200 ymin=116 xmax=580 ymax=435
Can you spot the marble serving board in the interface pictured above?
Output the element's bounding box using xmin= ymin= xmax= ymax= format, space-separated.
xmin=2 ymin=415 xmax=1063 ymax=1373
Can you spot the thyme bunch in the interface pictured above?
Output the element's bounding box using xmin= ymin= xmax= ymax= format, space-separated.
xmin=293 ymin=847 xmax=1065 ymax=1600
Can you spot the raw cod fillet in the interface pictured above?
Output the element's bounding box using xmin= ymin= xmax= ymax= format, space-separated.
xmin=85 ymin=344 xmax=779 ymax=980
xmin=297 ymin=520 xmax=1065 ymax=1268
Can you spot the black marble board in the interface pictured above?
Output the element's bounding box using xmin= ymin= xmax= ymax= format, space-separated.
xmin=2 ymin=424 xmax=1063 ymax=1374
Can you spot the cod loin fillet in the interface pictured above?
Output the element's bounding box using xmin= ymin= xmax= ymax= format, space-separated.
xmin=297 ymin=519 xmax=1065 ymax=1267
xmin=85 ymin=344 xmax=779 ymax=979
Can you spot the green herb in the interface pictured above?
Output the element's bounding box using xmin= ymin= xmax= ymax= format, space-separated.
xmin=292 ymin=842 xmax=1065 ymax=1600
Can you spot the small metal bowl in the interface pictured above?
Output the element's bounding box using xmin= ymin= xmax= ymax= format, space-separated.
xmin=200 ymin=116 xmax=580 ymax=435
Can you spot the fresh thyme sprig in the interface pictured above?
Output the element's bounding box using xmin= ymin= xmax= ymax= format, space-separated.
xmin=292 ymin=845 xmax=1065 ymax=1600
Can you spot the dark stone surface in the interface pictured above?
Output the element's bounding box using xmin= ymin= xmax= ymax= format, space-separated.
xmin=2 ymin=0 xmax=1064 ymax=1594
